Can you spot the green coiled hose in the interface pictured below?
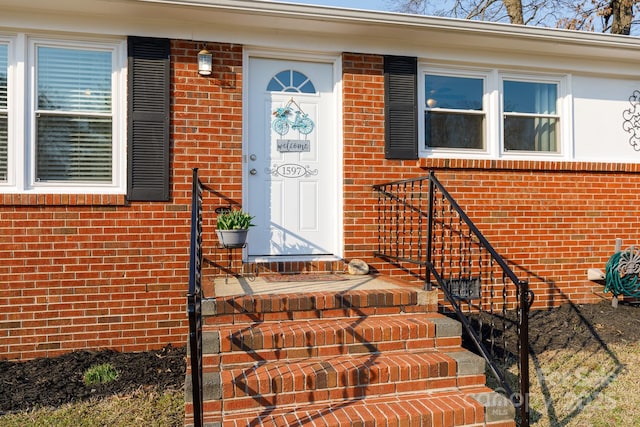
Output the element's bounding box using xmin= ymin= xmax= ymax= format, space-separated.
xmin=605 ymin=250 xmax=640 ymax=298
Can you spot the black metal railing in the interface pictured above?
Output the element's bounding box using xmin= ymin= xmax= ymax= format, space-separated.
xmin=187 ymin=168 xmax=204 ymax=427
xmin=373 ymin=171 xmax=533 ymax=427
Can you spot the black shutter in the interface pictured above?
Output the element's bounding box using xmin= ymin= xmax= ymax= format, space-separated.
xmin=384 ymin=55 xmax=418 ymax=160
xmin=127 ymin=36 xmax=170 ymax=201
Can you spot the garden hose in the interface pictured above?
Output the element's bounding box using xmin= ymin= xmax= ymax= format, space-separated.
xmin=604 ymin=248 xmax=640 ymax=298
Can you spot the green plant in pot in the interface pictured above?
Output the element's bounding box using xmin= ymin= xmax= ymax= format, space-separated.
xmin=216 ymin=208 xmax=255 ymax=248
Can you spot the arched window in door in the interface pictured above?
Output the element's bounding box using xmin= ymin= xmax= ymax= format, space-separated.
xmin=267 ymin=70 xmax=316 ymax=93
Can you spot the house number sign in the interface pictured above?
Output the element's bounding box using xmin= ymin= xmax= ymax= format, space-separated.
xmin=266 ymin=163 xmax=318 ymax=178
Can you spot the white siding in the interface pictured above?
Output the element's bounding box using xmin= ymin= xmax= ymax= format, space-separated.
xmin=573 ymin=76 xmax=640 ymax=162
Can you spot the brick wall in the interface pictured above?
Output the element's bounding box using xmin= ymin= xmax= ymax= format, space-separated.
xmin=171 ymin=41 xmax=245 ymax=285
xmin=0 ymin=40 xmax=243 ymax=360
xmin=417 ymin=161 xmax=640 ymax=307
xmin=0 ymin=198 xmax=190 ymax=360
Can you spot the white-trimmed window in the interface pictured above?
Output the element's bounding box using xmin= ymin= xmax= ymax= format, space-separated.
xmin=0 ymin=42 xmax=8 ymax=182
xmin=503 ymin=78 xmax=559 ymax=153
xmin=1 ymin=35 xmax=126 ymax=193
xmin=424 ymin=72 xmax=486 ymax=151
xmin=421 ymin=66 xmax=566 ymax=159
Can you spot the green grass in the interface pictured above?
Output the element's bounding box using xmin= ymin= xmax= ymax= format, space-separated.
xmin=0 ymin=388 xmax=184 ymax=427
xmin=527 ymin=341 xmax=640 ymax=426
xmin=83 ymin=363 xmax=119 ymax=386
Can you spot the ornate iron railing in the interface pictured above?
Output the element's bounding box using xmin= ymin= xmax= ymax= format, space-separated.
xmin=373 ymin=171 xmax=533 ymax=427
xmin=187 ymin=168 xmax=204 ymax=427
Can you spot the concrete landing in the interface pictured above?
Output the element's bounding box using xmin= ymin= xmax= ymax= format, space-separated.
xmin=213 ymin=274 xmax=419 ymax=297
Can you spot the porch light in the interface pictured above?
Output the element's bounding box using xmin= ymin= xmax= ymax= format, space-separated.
xmin=198 ymin=48 xmax=212 ymax=76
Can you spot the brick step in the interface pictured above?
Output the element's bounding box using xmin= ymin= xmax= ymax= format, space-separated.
xmin=219 ymin=387 xmax=515 ymax=427
xmin=185 ymin=282 xmax=516 ymax=427
xmin=212 ymin=313 xmax=462 ymax=365
xmin=202 ymin=287 xmax=436 ymax=326
xmin=221 ymin=349 xmax=487 ymax=413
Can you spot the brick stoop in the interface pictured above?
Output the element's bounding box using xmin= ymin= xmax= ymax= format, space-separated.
xmin=185 ymin=277 xmax=515 ymax=427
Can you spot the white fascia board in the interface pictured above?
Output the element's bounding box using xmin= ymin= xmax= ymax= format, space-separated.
xmin=3 ymin=0 xmax=640 ymax=75
xmin=137 ymin=0 xmax=640 ymax=46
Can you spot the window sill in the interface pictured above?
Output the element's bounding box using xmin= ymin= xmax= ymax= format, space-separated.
xmin=1 ymin=193 xmax=127 ymax=206
xmin=419 ymin=157 xmax=640 ymax=173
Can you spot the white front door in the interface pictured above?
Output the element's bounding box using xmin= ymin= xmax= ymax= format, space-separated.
xmin=246 ymin=56 xmax=340 ymax=259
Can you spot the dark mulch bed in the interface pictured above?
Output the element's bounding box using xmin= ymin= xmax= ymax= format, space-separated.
xmin=0 ymin=344 xmax=186 ymax=414
xmin=459 ymin=298 xmax=640 ymax=358
xmin=528 ymin=299 xmax=640 ymax=352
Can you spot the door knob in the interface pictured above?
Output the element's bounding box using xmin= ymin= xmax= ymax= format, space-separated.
xmin=250 ymin=168 xmax=257 ymax=175
xmin=249 ymin=154 xmax=257 ymax=161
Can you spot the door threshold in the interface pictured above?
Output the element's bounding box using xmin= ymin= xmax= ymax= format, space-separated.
xmin=248 ymin=255 xmax=341 ymax=263
xmin=242 ymin=256 xmax=345 ymax=276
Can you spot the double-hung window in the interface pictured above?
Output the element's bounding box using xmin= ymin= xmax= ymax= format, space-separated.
xmin=0 ymin=42 xmax=7 ymax=182
xmin=421 ymin=67 xmax=565 ymax=158
xmin=36 ymin=45 xmax=114 ymax=183
xmin=503 ymin=79 xmax=559 ymax=152
xmin=424 ymin=73 xmax=485 ymax=150
xmin=1 ymin=35 xmax=126 ymax=193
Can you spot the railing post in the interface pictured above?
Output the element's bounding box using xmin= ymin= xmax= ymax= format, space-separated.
xmin=519 ymin=279 xmax=531 ymax=427
xmin=425 ymin=172 xmax=435 ymax=291
xmin=188 ymin=168 xmax=203 ymax=427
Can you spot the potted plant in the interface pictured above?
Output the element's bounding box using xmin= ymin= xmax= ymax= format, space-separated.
xmin=215 ymin=208 xmax=255 ymax=248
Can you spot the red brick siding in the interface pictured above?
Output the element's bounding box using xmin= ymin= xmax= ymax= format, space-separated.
xmin=0 ymin=40 xmax=243 ymax=360
xmin=171 ymin=41 xmax=245 ymax=284
xmin=418 ymin=162 xmax=640 ymax=307
xmin=342 ymin=53 xmax=389 ymax=264
xmin=0 ymin=202 xmax=190 ymax=360
xmin=343 ymin=52 xmax=423 ymax=278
